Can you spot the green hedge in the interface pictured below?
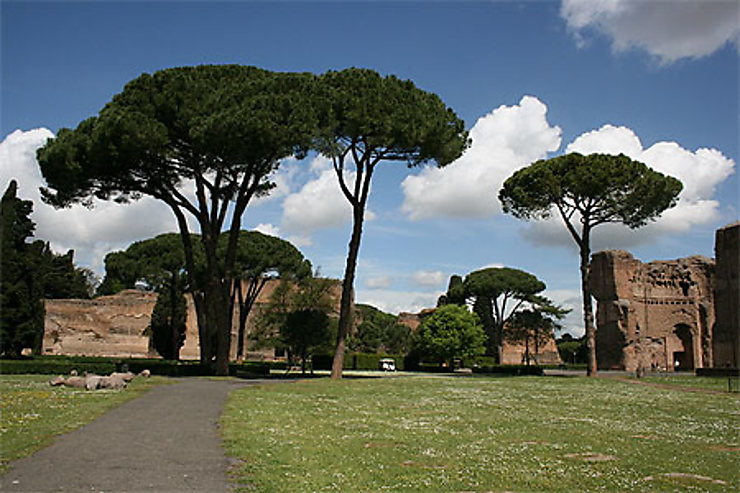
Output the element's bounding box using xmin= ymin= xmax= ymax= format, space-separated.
xmin=0 ymin=359 xmax=116 ymax=375
xmin=0 ymin=357 xmax=270 ymax=377
xmin=311 ymin=353 xmax=407 ymax=371
xmin=472 ymin=365 xmax=544 ymax=376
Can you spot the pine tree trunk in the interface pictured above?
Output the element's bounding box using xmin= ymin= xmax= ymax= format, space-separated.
xmin=579 ymin=230 xmax=597 ymax=376
xmin=331 ymin=207 xmax=363 ymax=379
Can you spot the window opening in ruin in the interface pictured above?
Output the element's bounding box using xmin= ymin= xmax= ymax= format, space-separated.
xmin=679 ymin=280 xmax=691 ymax=297
xmin=673 ymin=324 xmax=694 ymax=371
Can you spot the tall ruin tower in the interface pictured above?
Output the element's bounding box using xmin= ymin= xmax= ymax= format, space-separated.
xmin=713 ymin=222 xmax=739 ymax=368
xmin=590 ymin=251 xmax=715 ymax=371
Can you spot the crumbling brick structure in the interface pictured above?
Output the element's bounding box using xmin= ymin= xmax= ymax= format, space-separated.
xmin=591 ymin=251 xmax=715 ymax=371
xmin=43 ymin=278 xmax=343 ymax=361
xmin=713 ymin=222 xmax=739 ymax=368
xmin=591 ymin=250 xmax=715 ymax=371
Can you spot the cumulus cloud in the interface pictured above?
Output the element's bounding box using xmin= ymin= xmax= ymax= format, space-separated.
xmin=365 ymin=276 xmax=393 ymax=289
xmin=356 ymin=289 xmax=441 ymax=316
xmin=0 ymin=129 xmax=178 ymax=273
xmin=411 ymin=270 xmax=446 ymax=288
xmin=521 ymin=124 xmax=735 ymax=249
xmin=546 ymin=289 xmax=585 ymax=337
xmin=561 ymin=0 xmax=740 ymax=63
xmin=279 ymin=155 xmax=375 ymax=240
xmin=253 ymin=223 xmax=281 ymax=237
xmin=401 ymin=96 xmax=561 ymax=220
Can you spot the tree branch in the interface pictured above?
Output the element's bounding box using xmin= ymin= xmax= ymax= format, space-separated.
xmin=333 ymin=152 xmax=357 ymax=205
xmin=556 ymin=201 xmax=582 ymax=245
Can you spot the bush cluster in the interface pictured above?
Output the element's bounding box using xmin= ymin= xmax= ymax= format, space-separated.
xmin=0 ymin=356 xmax=271 ymax=377
xmin=471 ymin=365 xmax=544 ymax=376
xmin=311 ymin=353 xmax=408 ymax=371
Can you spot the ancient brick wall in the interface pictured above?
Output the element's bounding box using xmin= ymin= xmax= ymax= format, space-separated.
xmin=713 ymin=222 xmax=739 ymax=368
xmin=43 ymin=278 xmax=344 ymax=361
xmin=500 ymin=339 xmax=562 ymax=366
xmin=591 ymin=250 xmax=715 ymax=371
xmin=44 ymin=290 xmax=158 ymax=358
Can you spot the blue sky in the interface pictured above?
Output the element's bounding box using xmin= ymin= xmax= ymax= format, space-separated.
xmin=2 ymin=0 xmax=738 ymax=335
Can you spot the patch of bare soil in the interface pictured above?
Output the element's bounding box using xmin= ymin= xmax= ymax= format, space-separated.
xmin=630 ymin=434 xmax=660 ymax=440
xmin=643 ymin=473 xmax=727 ymax=485
xmin=564 ymin=452 xmax=619 ymax=462
xmin=707 ymin=445 xmax=740 ymax=452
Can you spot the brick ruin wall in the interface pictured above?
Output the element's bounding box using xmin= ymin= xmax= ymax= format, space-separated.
xmin=43 ymin=279 xmax=343 ymax=361
xmin=713 ymin=222 xmax=739 ymax=368
xmin=590 ymin=251 xmax=716 ymax=371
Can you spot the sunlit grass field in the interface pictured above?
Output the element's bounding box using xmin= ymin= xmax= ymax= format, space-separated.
xmin=0 ymin=374 xmax=168 ymax=473
xmin=222 ymin=375 xmax=739 ymax=492
xmin=628 ymin=374 xmax=739 ymax=393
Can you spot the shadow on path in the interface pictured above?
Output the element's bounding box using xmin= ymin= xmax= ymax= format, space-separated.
xmin=1 ymin=378 xmax=261 ymax=492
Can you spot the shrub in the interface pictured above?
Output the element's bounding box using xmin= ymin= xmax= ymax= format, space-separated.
xmin=0 ymin=359 xmax=116 ymax=375
xmin=0 ymin=356 xmax=271 ymax=377
xmin=471 ymin=365 xmax=544 ymax=376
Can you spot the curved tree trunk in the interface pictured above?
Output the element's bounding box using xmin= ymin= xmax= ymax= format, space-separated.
xmin=331 ymin=206 xmax=363 ymax=379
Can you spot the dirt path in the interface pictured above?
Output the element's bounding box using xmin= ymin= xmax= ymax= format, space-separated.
xmin=1 ymin=378 xmax=259 ymax=492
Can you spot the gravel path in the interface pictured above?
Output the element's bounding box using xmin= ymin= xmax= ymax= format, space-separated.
xmin=1 ymin=378 xmax=258 ymax=492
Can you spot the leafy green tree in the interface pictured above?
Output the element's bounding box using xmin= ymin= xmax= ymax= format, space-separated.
xmin=314 ymin=68 xmax=469 ymax=379
xmin=149 ymin=272 xmax=187 ymax=360
xmin=281 ymin=309 xmax=332 ymax=374
xmin=437 ymin=275 xmax=464 ymax=307
xmin=1 ymin=180 xmax=44 ymax=356
xmin=506 ymin=298 xmax=569 ymax=365
xmin=1 ymin=181 xmax=91 ymax=357
xmin=499 ymin=152 xmax=682 ymax=375
xmin=556 ymin=334 xmax=588 ymax=365
xmin=414 ymin=304 xmax=485 ymax=368
xmin=351 ymin=304 xmax=411 ymax=354
xmin=98 ymin=233 xmax=192 ymax=296
xmin=251 ymin=276 xmax=336 ymax=360
xmin=37 ymin=65 xmax=318 ymax=375
xmin=448 ymin=267 xmax=546 ymax=363
xmin=100 ymin=229 xmax=310 ymax=360
xmin=220 ymin=230 xmax=312 ymax=361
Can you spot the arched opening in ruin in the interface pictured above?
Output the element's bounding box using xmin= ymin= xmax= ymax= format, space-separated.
xmin=672 ymin=323 xmax=694 ymax=371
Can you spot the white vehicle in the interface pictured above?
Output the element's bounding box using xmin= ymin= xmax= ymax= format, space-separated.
xmin=379 ymin=358 xmax=396 ymax=372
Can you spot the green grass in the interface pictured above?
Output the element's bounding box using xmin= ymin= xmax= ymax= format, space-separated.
xmin=222 ymin=375 xmax=739 ymax=492
xmin=630 ymin=375 xmax=739 ymax=392
xmin=0 ymin=374 xmax=168 ymax=473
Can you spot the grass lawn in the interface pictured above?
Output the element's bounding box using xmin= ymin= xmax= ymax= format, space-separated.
xmin=0 ymin=374 xmax=168 ymax=473
xmin=628 ymin=374 xmax=739 ymax=393
xmin=222 ymin=375 xmax=739 ymax=492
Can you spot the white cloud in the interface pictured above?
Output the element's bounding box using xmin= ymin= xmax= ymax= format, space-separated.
xmin=253 ymin=223 xmax=281 ymax=237
xmin=546 ymin=289 xmax=585 ymax=337
xmin=521 ymin=124 xmax=735 ymax=249
xmin=479 ymin=262 xmax=505 ymax=270
xmin=253 ymin=222 xmax=312 ymax=248
xmin=365 ymin=276 xmax=393 ymax=289
xmin=356 ymin=289 xmax=441 ymax=316
xmin=411 ymin=270 xmax=446 ymax=288
xmin=279 ymin=155 xmax=375 ymax=240
xmin=401 ymin=96 xmax=561 ymax=220
xmin=0 ymin=129 xmax=177 ymax=274
xmin=561 ymin=0 xmax=740 ymax=63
